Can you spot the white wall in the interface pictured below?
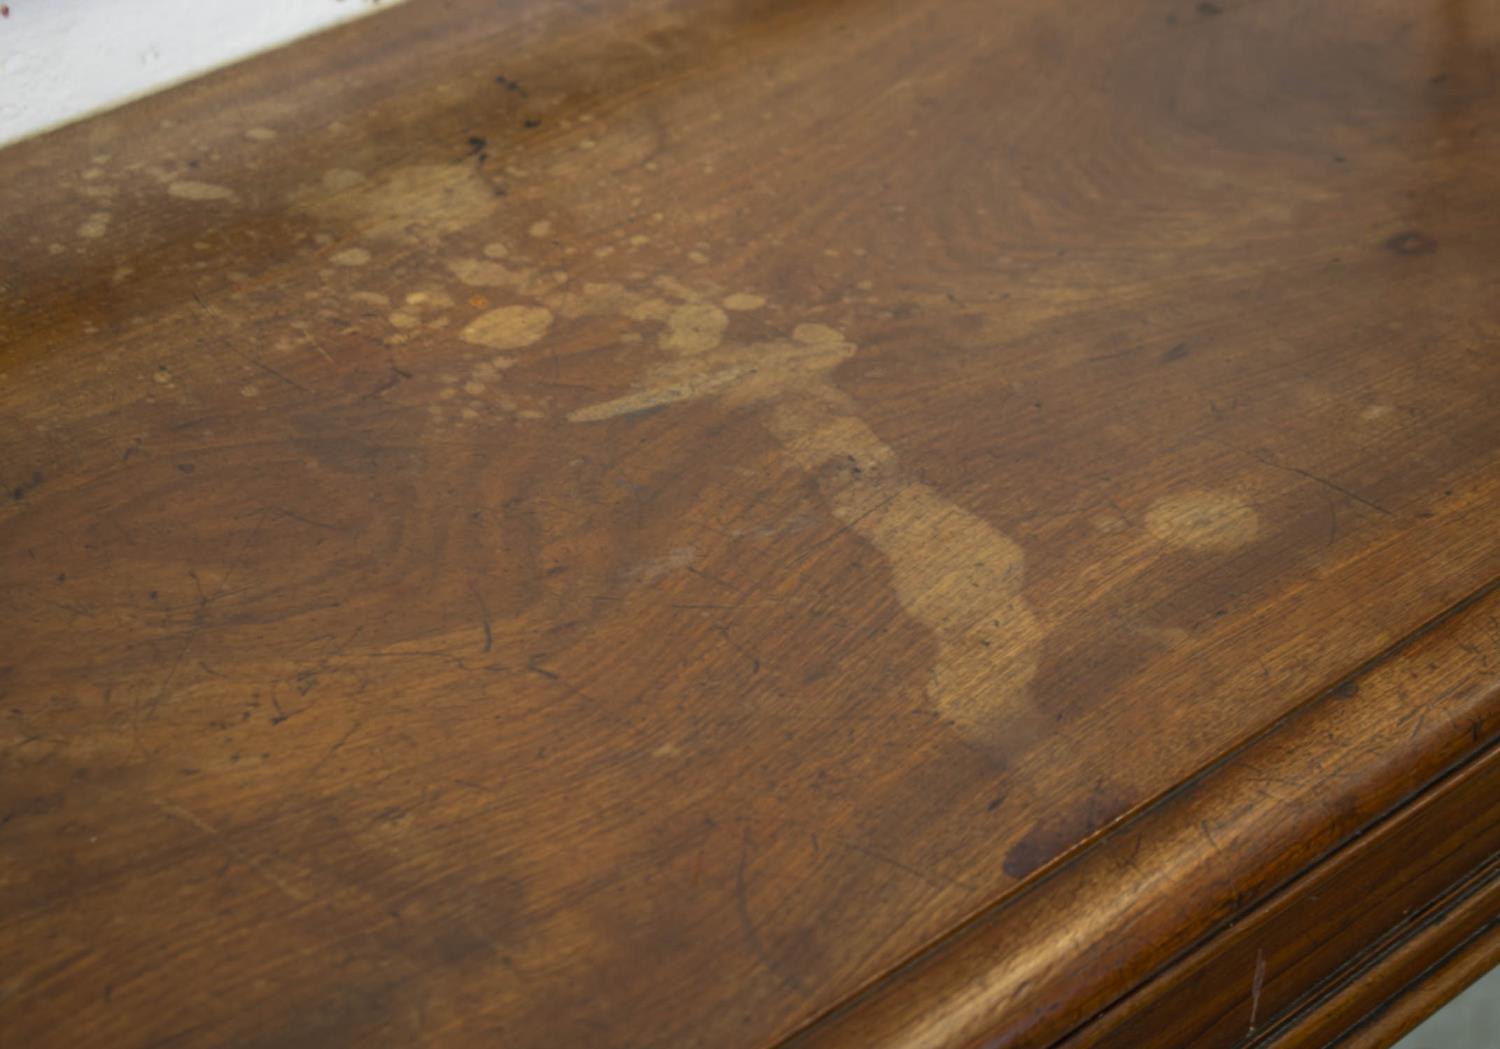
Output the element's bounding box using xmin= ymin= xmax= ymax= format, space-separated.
xmin=0 ymin=0 xmax=405 ymax=148
xmin=1393 ymin=965 xmax=1500 ymax=1049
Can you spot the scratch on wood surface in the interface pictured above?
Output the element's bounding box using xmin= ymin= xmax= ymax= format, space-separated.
xmin=143 ymin=508 xmax=271 ymax=722
xmin=735 ymin=826 xmax=808 ymax=996
xmin=156 ymin=801 xmax=310 ymax=903
xmin=1218 ymin=439 xmax=1394 ymax=517
xmin=308 ymin=720 xmax=363 ymax=776
xmin=1249 ymin=947 xmax=1267 ymax=1032
xmin=470 ymin=584 xmax=494 ymax=652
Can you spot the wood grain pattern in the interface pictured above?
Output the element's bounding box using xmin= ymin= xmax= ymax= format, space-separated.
xmin=2 ymin=1 xmax=1499 ymax=1046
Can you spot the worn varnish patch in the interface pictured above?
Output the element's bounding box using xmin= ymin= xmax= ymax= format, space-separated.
xmin=569 ymin=291 xmax=1040 ymax=739
xmin=76 ymin=212 xmax=111 ymax=239
xmin=331 ymin=247 xmax=371 ymax=267
xmin=661 ymin=303 xmax=730 ymax=354
xmin=461 ymin=305 xmax=554 ymax=350
xmin=301 ymin=163 xmax=499 ymax=241
xmin=1145 ymin=492 xmax=1259 ymax=551
xmin=168 ymin=180 xmax=236 ymax=202
xmin=447 ymin=258 xmax=529 ymax=287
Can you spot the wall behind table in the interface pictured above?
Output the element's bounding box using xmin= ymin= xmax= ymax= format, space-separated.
xmin=0 ymin=0 xmax=404 ymax=148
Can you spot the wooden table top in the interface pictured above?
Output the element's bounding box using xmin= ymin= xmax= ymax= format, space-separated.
xmin=3 ymin=1 xmax=1499 ymax=1046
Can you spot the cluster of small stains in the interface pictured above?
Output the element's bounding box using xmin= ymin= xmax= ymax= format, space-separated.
xmin=174 ymin=140 xmax=1251 ymax=746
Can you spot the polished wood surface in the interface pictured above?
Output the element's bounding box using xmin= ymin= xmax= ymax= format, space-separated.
xmin=3 ymin=1 xmax=1499 ymax=1046
xmin=1064 ymin=745 xmax=1500 ymax=1049
xmin=792 ymin=586 xmax=1500 ymax=1049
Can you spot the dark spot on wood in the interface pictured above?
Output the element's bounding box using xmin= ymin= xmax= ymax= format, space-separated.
xmin=1333 ymin=679 xmax=1360 ymax=699
xmin=11 ymin=792 xmax=65 ymax=819
xmin=1383 ymin=231 xmax=1436 ymax=256
xmin=176 ymin=463 xmax=195 ymax=473
xmin=522 ymin=117 xmax=541 ymax=129
xmin=1003 ymin=787 xmax=1127 ymax=879
xmin=12 ymin=470 xmax=43 ymax=500
xmin=1163 ymin=342 xmax=1189 ymax=362
xmin=227 ymin=979 xmax=399 ymax=1049
xmin=433 ymin=925 xmax=489 ymax=964
xmin=1197 ymin=1 xmax=1222 ymax=14
xmin=494 ymin=75 xmax=528 ymax=97
xmin=365 ymin=364 xmax=412 ymax=399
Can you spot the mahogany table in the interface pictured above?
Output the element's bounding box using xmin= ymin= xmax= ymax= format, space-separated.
xmin=3 ymin=1 xmax=1499 ymax=1046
